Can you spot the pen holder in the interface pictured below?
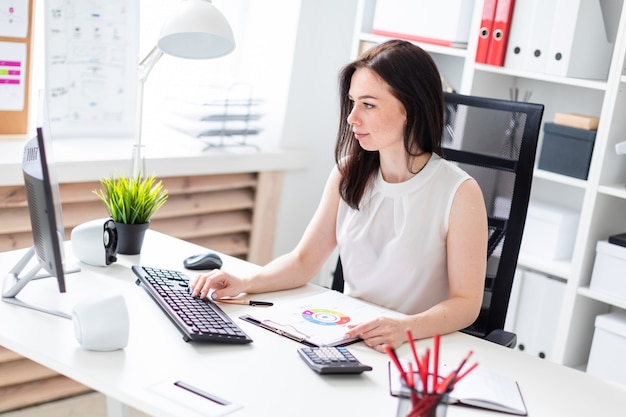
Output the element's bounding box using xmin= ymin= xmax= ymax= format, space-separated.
xmin=396 ymin=390 xmax=449 ymax=417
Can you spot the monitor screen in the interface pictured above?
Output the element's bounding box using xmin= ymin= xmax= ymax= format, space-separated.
xmin=2 ymin=93 xmax=69 ymax=314
xmin=22 ymin=128 xmax=66 ymax=293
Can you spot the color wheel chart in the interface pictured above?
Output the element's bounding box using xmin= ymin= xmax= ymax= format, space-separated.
xmin=302 ymin=308 xmax=351 ymax=326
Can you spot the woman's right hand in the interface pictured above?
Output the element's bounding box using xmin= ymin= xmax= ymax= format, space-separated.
xmin=189 ymin=269 xmax=247 ymax=300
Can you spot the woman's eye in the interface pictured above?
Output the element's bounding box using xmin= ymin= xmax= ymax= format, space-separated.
xmin=364 ymin=103 xmax=374 ymax=109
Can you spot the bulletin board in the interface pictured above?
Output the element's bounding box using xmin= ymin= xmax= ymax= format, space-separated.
xmin=0 ymin=0 xmax=34 ymax=136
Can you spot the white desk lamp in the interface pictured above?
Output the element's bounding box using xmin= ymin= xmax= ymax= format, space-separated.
xmin=132 ymin=0 xmax=235 ymax=176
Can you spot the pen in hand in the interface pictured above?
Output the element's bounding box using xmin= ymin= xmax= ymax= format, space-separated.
xmin=217 ymin=299 xmax=273 ymax=307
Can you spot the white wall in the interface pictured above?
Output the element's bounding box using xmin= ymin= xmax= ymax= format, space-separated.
xmin=274 ymin=0 xmax=358 ymax=285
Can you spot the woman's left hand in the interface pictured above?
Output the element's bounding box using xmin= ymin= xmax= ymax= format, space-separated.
xmin=344 ymin=316 xmax=410 ymax=353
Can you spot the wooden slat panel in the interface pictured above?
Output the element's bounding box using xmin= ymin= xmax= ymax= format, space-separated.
xmin=186 ymin=232 xmax=249 ymax=258
xmin=151 ymin=210 xmax=252 ymax=240
xmin=0 ymin=232 xmax=32 ymax=252
xmin=0 ymin=178 xmax=257 ymax=233
xmin=0 ymin=358 xmax=59 ymax=387
xmin=59 ymin=182 xmax=100 ymax=204
xmin=161 ymin=173 xmax=257 ymax=195
xmin=0 ymin=185 xmax=26 ymax=208
xmin=0 ymin=173 xmax=259 ymax=209
xmin=77 ymin=173 xmax=257 ymax=201
xmin=248 ymin=171 xmax=283 ymax=265
xmin=0 ymin=181 xmax=101 ymax=208
xmin=61 ymin=188 xmax=256 ymax=228
xmin=0 ymin=215 xmax=254 ymax=254
xmin=0 ymin=202 xmax=110 ymax=236
xmin=0 ymin=376 xmax=92 ymax=413
xmin=157 ymin=188 xmax=255 ymax=219
xmin=0 ymin=346 xmax=21 ymax=364
xmin=0 ymin=206 xmax=31 ymax=234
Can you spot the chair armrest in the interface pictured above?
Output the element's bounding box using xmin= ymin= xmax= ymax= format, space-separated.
xmin=485 ymin=329 xmax=517 ymax=349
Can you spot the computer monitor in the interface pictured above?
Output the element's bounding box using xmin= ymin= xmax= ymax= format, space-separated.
xmin=1 ymin=94 xmax=77 ymax=318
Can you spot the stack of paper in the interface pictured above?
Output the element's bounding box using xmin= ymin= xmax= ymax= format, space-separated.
xmin=163 ymin=84 xmax=264 ymax=148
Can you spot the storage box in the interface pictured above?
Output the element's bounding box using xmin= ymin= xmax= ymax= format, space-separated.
xmin=538 ymin=122 xmax=596 ymax=179
xmin=372 ymin=0 xmax=475 ymax=47
xmin=507 ymin=270 xmax=565 ymax=362
xmin=520 ymin=201 xmax=579 ymax=260
xmin=586 ymin=311 xmax=626 ymax=386
xmin=589 ymin=241 xmax=626 ymax=300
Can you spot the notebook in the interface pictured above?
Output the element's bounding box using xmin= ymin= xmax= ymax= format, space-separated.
xmin=388 ymin=360 xmax=527 ymax=415
xmin=240 ymin=290 xmax=404 ymax=347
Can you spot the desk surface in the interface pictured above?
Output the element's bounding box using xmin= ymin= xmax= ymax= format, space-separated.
xmin=1 ymin=231 xmax=625 ymax=417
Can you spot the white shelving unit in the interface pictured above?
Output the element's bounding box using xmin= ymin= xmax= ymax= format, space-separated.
xmin=350 ymin=0 xmax=626 ymax=373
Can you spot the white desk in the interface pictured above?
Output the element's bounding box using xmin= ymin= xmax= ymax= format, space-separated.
xmin=1 ymin=231 xmax=625 ymax=417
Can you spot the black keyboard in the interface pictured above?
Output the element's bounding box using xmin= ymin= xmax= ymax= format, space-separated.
xmin=132 ymin=265 xmax=253 ymax=344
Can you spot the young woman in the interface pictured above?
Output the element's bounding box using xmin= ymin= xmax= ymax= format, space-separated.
xmin=190 ymin=40 xmax=487 ymax=352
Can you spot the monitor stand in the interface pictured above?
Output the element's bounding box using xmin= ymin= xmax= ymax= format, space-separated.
xmin=2 ymin=246 xmax=81 ymax=319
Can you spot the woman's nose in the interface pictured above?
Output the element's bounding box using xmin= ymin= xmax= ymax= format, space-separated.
xmin=347 ymin=107 xmax=359 ymax=126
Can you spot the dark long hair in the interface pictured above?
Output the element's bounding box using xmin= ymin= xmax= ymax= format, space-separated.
xmin=335 ymin=40 xmax=444 ymax=209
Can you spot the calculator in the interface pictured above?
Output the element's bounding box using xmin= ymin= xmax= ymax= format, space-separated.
xmin=297 ymin=346 xmax=373 ymax=374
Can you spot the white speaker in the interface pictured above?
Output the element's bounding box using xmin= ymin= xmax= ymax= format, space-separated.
xmin=72 ymin=291 xmax=129 ymax=351
xmin=71 ymin=219 xmax=118 ymax=267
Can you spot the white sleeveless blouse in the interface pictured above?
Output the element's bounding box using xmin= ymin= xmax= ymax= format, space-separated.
xmin=336 ymin=153 xmax=471 ymax=315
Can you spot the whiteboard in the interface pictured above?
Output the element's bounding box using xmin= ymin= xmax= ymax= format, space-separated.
xmin=45 ymin=0 xmax=139 ymax=138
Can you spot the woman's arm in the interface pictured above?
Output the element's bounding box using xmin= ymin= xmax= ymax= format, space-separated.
xmin=190 ymin=166 xmax=343 ymax=299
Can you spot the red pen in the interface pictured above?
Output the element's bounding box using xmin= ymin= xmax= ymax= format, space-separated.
xmin=422 ymin=348 xmax=430 ymax=391
xmin=385 ymin=345 xmax=410 ymax=387
xmin=406 ymin=330 xmax=422 ymax=388
xmin=433 ymin=334 xmax=440 ymax=391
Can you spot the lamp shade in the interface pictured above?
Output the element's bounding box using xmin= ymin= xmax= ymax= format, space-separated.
xmin=157 ymin=0 xmax=235 ymax=60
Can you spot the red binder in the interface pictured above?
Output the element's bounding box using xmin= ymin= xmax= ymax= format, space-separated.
xmin=486 ymin=0 xmax=515 ymax=66
xmin=475 ymin=0 xmax=498 ymax=63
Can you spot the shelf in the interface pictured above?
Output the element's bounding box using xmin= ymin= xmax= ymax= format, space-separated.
xmin=598 ymin=183 xmax=626 ymax=199
xmin=517 ymin=253 xmax=572 ymax=281
xmin=475 ymin=64 xmax=609 ymax=91
xmin=578 ymin=286 xmax=626 ymax=310
xmin=354 ymin=0 xmax=626 ymax=372
xmin=358 ymin=32 xmax=468 ymax=58
xmin=533 ymin=169 xmax=588 ymax=189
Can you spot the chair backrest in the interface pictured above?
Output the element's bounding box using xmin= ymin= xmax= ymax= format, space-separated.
xmin=331 ymin=92 xmax=544 ymax=343
xmin=441 ymin=92 xmax=544 ymax=339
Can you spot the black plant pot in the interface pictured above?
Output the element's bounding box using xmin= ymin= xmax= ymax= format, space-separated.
xmin=115 ymin=222 xmax=149 ymax=255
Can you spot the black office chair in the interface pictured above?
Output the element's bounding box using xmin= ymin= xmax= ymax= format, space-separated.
xmin=331 ymin=92 xmax=544 ymax=348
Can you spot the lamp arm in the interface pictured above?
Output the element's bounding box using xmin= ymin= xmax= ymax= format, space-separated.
xmin=138 ymin=46 xmax=164 ymax=83
xmin=132 ymin=46 xmax=165 ymax=177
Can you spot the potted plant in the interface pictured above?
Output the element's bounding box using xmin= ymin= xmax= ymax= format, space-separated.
xmin=93 ymin=173 xmax=168 ymax=254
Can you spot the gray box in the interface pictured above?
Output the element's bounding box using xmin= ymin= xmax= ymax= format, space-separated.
xmin=538 ymin=122 xmax=596 ymax=179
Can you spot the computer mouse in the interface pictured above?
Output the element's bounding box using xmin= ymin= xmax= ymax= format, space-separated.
xmin=183 ymin=252 xmax=223 ymax=270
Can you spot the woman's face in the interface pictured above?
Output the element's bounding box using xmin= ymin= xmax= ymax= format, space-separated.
xmin=347 ymin=67 xmax=407 ymax=153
